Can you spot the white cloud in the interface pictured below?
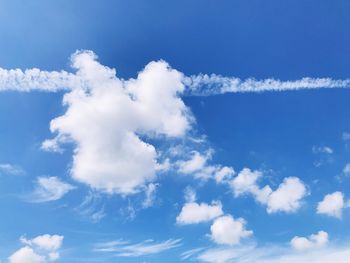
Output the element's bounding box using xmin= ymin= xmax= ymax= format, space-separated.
xmin=0 ymin=163 xmax=24 ymax=176
xmin=94 ymin=239 xmax=181 ymax=257
xmin=215 ymin=166 xmax=235 ymax=184
xmin=312 ymin=146 xmax=333 ymax=154
xmin=142 ymin=183 xmax=158 ymax=208
xmin=176 ymin=201 xmax=223 ymax=225
xmin=8 ymin=247 xmax=44 ymax=263
xmin=342 ymin=132 xmax=350 ymax=141
xmin=290 ymin=231 xmax=329 ymax=251
xmin=317 ymin=191 xmax=345 ymax=218
xmin=43 ymin=51 xmax=192 ymax=195
xmin=76 ymin=191 xmax=106 ymax=223
xmin=177 ymin=150 xmax=234 ymax=181
xmin=266 ymin=177 xmax=307 ymax=214
xmin=9 ymin=234 xmax=63 ymax=263
xmin=195 ymin=245 xmax=350 ymax=263
xmin=184 ymin=186 xmax=197 ymax=203
xmin=230 ymin=168 xmax=272 ymax=204
xmin=185 ymin=74 xmax=350 ymax=95
xmin=210 ymin=215 xmax=253 ymax=245
xmin=177 ymin=151 xmax=210 ymax=175
xmin=30 ymin=176 xmax=75 ymax=202
xmin=229 ymin=169 xmax=306 ymax=214
xmin=343 ymin=164 xmax=350 ymax=175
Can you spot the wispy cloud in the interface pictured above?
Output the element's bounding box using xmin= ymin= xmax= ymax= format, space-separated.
xmin=75 ymin=192 xmax=106 ymax=223
xmin=188 ymin=243 xmax=350 ymax=263
xmin=0 ymin=163 xmax=25 ymax=176
xmin=94 ymin=238 xmax=182 ymax=257
xmin=29 ymin=176 xmax=75 ymax=202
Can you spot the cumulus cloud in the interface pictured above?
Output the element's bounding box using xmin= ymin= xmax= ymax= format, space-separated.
xmin=94 ymin=238 xmax=181 ymax=257
xmin=30 ymin=176 xmax=75 ymax=202
xmin=177 ymin=150 xmax=234 ymax=181
xmin=266 ymin=177 xmax=307 ymax=214
xmin=230 ymin=168 xmax=272 ymax=204
xmin=176 ymin=201 xmax=223 ymax=225
xmin=1 ymin=50 xmax=344 ymax=198
xmin=8 ymin=234 xmax=63 ymax=263
xmin=230 ymin=169 xmax=306 ymax=214
xmin=291 ymin=231 xmax=329 ymax=251
xmin=317 ymin=191 xmax=345 ymax=218
xmin=41 ymin=51 xmax=192 ymax=195
xmin=210 ymin=215 xmax=253 ymax=246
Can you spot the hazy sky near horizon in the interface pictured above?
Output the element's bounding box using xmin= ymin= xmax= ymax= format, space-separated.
xmin=1 ymin=1 xmax=350 ymax=263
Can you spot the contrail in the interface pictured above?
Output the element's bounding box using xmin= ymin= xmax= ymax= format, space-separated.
xmin=184 ymin=74 xmax=350 ymax=96
xmin=0 ymin=67 xmax=83 ymax=92
xmin=0 ymin=54 xmax=349 ymax=95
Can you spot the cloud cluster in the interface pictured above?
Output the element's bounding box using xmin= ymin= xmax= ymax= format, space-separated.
xmin=177 ymin=191 xmax=252 ymax=246
xmin=8 ymin=234 xmax=63 ymax=263
xmin=230 ymin=168 xmax=307 ymax=214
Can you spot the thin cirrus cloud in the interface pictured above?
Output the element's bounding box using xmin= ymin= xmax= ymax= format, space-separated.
xmin=193 ymin=244 xmax=350 ymax=263
xmin=0 ymin=50 xmax=348 ymax=198
xmin=93 ymin=238 xmax=182 ymax=257
xmin=29 ymin=176 xmax=75 ymax=203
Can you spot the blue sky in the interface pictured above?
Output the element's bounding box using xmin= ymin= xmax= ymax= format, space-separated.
xmin=1 ymin=1 xmax=350 ymax=262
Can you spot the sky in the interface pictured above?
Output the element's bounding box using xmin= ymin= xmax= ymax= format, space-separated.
xmin=1 ymin=1 xmax=350 ymax=262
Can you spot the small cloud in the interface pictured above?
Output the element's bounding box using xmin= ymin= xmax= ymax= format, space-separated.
xmin=312 ymin=146 xmax=333 ymax=154
xmin=317 ymin=191 xmax=346 ymax=219
xmin=343 ymin=132 xmax=350 ymax=141
xmin=142 ymin=183 xmax=159 ymax=208
xmin=291 ymin=231 xmax=329 ymax=251
xmin=29 ymin=176 xmax=75 ymax=202
xmin=210 ymin=215 xmax=253 ymax=246
xmin=343 ymin=163 xmax=350 ymax=176
xmin=76 ymin=192 xmax=106 ymax=223
xmin=176 ymin=201 xmax=223 ymax=225
xmin=0 ymin=163 xmax=25 ymax=176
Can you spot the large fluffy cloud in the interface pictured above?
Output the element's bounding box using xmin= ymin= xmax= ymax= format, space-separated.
xmin=43 ymin=51 xmax=192 ymax=194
